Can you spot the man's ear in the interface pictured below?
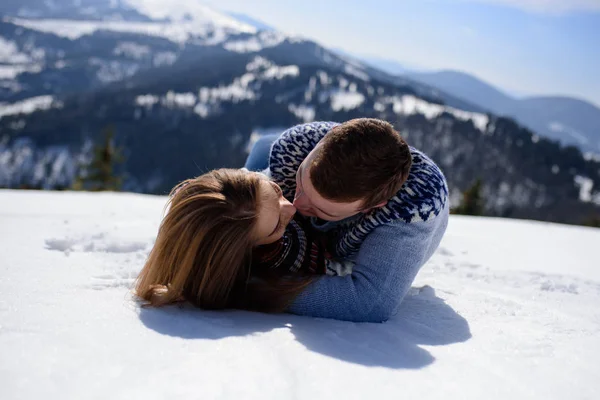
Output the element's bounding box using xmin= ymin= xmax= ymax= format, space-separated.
xmin=360 ymin=201 xmax=387 ymax=214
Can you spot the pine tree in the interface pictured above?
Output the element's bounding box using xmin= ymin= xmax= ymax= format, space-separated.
xmin=73 ymin=126 xmax=124 ymax=191
xmin=453 ymin=179 xmax=485 ymax=216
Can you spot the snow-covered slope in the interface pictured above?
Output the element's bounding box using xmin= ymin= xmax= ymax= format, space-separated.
xmin=1 ymin=190 xmax=598 ymax=399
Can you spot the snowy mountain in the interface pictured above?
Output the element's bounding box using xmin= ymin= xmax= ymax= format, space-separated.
xmin=1 ymin=2 xmax=600 ymax=225
xmin=0 ymin=0 xmax=150 ymax=21
xmin=1 ymin=189 xmax=599 ymax=400
xmin=406 ymin=70 xmax=600 ymax=154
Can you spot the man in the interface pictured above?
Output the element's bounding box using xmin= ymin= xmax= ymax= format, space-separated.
xmin=245 ymin=119 xmax=449 ymax=322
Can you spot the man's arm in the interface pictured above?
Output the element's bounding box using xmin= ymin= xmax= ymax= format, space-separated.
xmin=287 ymin=208 xmax=449 ymax=322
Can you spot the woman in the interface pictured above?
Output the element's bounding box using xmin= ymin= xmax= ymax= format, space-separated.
xmin=135 ymin=168 xmax=331 ymax=313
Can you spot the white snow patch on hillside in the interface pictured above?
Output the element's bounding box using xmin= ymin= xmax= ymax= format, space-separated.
xmin=344 ymin=64 xmax=370 ymax=81
xmin=330 ymin=91 xmax=365 ymax=111
xmin=0 ymin=96 xmax=61 ymax=119
xmin=0 ymin=37 xmax=31 ymax=63
xmin=289 ymin=104 xmax=315 ymax=122
xmin=574 ymin=175 xmax=600 ymax=205
xmin=224 ymin=31 xmax=287 ymax=53
xmin=389 ymin=95 xmax=489 ymax=132
xmin=198 ymin=75 xmax=256 ymax=104
xmin=263 ymin=65 xmax=299 ymax=80
xmin=246 ymin=56 xmax=272 ymax=72
xmin=128 ymin=57 xmax=301 ymax=118
xmin=135 ymin=94 xmax=159 ymax=107
xmin=8 ymin=17 xmax=244 ymax=44
xmin=89 ymin=58 xmax=139 ymax=83
xmin=124 ymin=0 xmax=256 ymax=33
xmin=0 ymin=139 xmax=80 ymax=189
xmin=0 ymin=64 xmax=42 ymax=79
xmin=113 ymin=42 xmax=151 ymax=59
xmin=0 ymin=191 xmax=599 ymax=400
xmin=163 ymin=91 xmax=197 ymax=108
xmin=583 ymin=152 xmax=600 ymax=163
xmin=152 ymin=51 xmax=177 ymax=67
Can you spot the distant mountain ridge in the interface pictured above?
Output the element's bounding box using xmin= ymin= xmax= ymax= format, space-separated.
xmin=345 ymin=53 xmax=600 ymax=155
xmin=405 ymin=70 xmax=600 ymax=154
xmin=1 ymin=1 xmax=599 ymax=225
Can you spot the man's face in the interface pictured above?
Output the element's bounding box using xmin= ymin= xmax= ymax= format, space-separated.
xmin=292 ymin=149 xmax=365 ymax=222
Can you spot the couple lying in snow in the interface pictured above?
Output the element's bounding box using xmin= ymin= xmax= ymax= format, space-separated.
xmin=135 ymin=118 xmax=449 ymax=323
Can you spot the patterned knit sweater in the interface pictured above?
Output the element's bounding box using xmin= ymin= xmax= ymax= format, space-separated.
xmin=252 ymin=215 xmax=354 ymax=278
xmin=252 ymin=214 xmax=327 ymax=277
xmin=267 ymin=121 xmax=450 ymax=322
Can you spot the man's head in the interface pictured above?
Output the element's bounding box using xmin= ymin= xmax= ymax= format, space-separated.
xmin=293 ymin=118 xmax=413 ymax=221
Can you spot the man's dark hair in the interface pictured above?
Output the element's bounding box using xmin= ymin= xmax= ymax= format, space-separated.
xmin=309 ymin=118 xmax=412 ymax=209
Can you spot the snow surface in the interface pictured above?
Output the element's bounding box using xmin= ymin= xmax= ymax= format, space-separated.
xmin=1 ymin=189 xmax=599 ymax=400
xmin=0 ymin=95 xmax=61 ymax=119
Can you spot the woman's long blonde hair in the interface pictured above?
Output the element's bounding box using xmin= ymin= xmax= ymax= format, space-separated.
xmin=135 ymin=168 xmax=311 ymax=312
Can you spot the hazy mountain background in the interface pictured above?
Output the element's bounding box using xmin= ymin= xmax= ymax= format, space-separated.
xmin=1 ymin=0 xmax=599 ymax=226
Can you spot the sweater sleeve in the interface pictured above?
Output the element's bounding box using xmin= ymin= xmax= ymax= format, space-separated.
xmin=287 ymin=207 xmax=449 ymax=322
xmin=269 ymin=121 xmax=340 ymax=201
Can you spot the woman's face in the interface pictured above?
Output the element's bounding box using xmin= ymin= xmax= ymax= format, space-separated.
xmin=253 ymin=177 xmax=296 ymax=246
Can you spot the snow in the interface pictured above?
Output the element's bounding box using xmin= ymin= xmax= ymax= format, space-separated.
xmin=113 ymin=42 xmax=151 ymax=59
xmin=163 ymin=91 xmax=197 ymax=108
xmin=135 ymin=94 xmax=159 ymax=107
xmin=0 ymin=140 xmax=79 ymax=189
xmin=0 ymin=64 xmax=42 ymax=79
xmin=0 ymin=96 xmax=61 ymax=119
xmin=134 ymin=67 xmax=267 ymax=118
xmin=125 ymin=57 xmax=302 ymax=118
xmin=574 ymin=175 xmax=600 ymax=205
xmin=317 ymin=71 xmax=332 ymax=85
xmin=89 ymin=58 xmax=139 ymax=83
xmin=7 ymin=16 xmax=246 ymax=44
xmin=583 ymin=152 xmax=600 ymax=163
xmin=1 ymin=190 xmax=599 ymax=400
xmin=289 ymin=104 xmax=316 ymax=122
xmin=263 ymin=65 xmax=299 ymax=80
xmin=224 ymin=31 xmax=288 ymax=53
xmin=193 ymin=103 xmax=210 ymax=118
xmin=389 ymin=95 xmax=489 ymax=132
xmin=124 ymin=0 xmax=256 ymax=33
xmin=152 ymin=51 xmax=177 ymax=67
xmin=344 ymin=64 xmax=370 ymax=81
xmin=246 ymin=56 xmax=273 ymax=72
xmin=330 ymin=91 xmax=365 ymax=111
xmin=0 ymin=37 xmax=31 ymax=64
xmin=198 ymin=75 xmax=256 ymax=104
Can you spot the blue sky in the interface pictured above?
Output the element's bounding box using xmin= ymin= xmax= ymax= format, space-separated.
xmin=204 ymin=0 xmax=600 ymax=106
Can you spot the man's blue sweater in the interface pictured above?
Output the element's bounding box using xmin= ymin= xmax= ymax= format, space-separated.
xmin=268 ymin=122 xmax=449 ymax=323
